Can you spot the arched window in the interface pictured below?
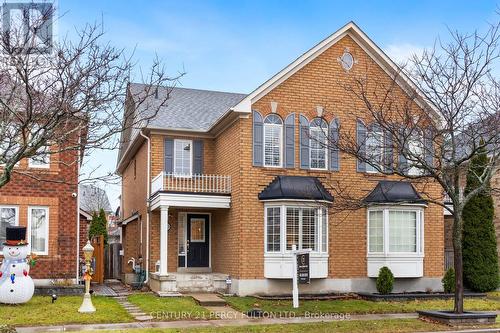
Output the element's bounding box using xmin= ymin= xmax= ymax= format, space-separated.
xmin=263 ymin=114 xmax=283 ymax=167
xmin=309 ymin=118 xmax=328 ymax=169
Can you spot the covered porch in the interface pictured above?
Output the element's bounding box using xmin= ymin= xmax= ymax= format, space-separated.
xmin=148 ymin=172 xmax=233 ymax=294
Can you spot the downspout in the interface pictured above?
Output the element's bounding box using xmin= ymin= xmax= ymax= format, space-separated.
xmin=75 ymin=130 xmax=82 ymax=284
xmin=139 ymin=130 xmax=151 ymax=283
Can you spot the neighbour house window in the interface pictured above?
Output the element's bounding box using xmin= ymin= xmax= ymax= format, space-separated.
xmin=266 ymin=204 xmax=328 ymax=254
xmin=368 ymin=208 xmax=422 ymax=255
xmin=28 ymin=206 xmax=49 ymax=255
xmin=28 ymin=145 xmax=50 ymax=168
xmin=366 ymin=127 xmax=384 ymax=173
xmin=263 ymin=114 xmax=283 ymax=167
xmin=174 ymin=139 xmax=192 ymax=176
xmin=0 ymin=206 xmax=19 ymax=252
xmin=309 ymin=118 xmax=328 ymax=170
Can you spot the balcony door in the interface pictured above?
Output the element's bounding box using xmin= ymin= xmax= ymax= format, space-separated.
xmin=186 ymin=214 xmax=210 ymax=267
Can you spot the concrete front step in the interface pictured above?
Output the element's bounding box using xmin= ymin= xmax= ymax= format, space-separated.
xmin=151 ymin=272 xmax=229 ymax=294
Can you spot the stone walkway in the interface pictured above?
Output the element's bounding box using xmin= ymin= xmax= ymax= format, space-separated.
xmin=115 ymin=295 xmax=153 ymax=322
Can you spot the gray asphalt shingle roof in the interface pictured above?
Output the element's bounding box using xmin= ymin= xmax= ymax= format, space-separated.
xmin=128 ymin=83 xmax=247 ymax=132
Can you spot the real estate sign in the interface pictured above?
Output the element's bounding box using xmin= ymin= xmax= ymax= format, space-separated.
xmin=297 ymin=253 xmax=310 ymax=284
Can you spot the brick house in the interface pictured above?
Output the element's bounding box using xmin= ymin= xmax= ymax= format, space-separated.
xmin=117 ymin=22 xmax=444 ymax=296
xmin=0 ymin=143 xmax=85 ymax=284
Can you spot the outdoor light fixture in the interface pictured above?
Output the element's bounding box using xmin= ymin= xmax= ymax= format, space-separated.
xmin=78 ymin=240 xmax=96 ymax=313
xmin=51 ymin=294 xmax=57 ymax=303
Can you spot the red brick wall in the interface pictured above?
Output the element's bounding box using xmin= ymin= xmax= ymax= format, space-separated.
xmin=0 ymin=149 xmax=79 ymax=280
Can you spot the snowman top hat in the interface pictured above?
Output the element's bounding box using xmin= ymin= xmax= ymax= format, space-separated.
xmin=4 ymin=226 xmax=28 ymax=246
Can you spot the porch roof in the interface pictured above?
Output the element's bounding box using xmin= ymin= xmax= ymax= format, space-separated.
xmin=364 ymin=180 xmax=427 ymax=205
xmin=258 ymin=176 xmax=334 ymax=202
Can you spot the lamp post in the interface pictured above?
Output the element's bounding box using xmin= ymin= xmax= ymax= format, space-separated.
xmin=78 ymin=240 xmax=96 ymax=313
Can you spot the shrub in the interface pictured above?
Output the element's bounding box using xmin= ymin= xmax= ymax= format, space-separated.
xmin=442 ymin=268 xmax=455 ymax=293
xmin=0 ymin=325 xmax=16 ymax=333
xmin=376 ymin=266 xmax=394 ymax=294
xmin=462 ymin=143 xmax=500 ymax=292
xmin=88 ymin=208 xmax=108 ymax=244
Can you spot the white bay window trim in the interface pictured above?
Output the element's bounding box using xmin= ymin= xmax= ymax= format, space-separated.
xmin=367 ymin=206 xmax=425 ymax=278
xmin=264 ymin=202 xmax=328 ymax=279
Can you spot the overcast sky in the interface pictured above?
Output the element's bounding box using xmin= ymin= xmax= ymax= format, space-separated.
xmin=58 ymin=0 xmax=499 ymax=210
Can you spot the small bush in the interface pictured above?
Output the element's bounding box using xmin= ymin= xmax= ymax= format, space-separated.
xmin=376 ymin=266 xmax=394 ymax=294
xmin=0 ymin=325 xmax=16 ymax=333
xmin=442 ymin=268 xmax=455 ymax=293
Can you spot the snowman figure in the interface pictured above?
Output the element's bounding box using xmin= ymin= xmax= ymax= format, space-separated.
xmin=0 ymin=226 xmax=35 ymax=304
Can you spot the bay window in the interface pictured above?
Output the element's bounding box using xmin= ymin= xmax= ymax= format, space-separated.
xmin=263 ymin=114 xmax=283 ymax=167
xmin=368 ymin=208 xmax=422 ymax=255
xmin=265 ymin=204 xmax=327 ymax=254
xmin=309 ymin=118 xmax=328 ymax=170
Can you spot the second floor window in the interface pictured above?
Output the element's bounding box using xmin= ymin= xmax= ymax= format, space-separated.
xmin=366 ymin=127 xmax=384 ymax=173
xmin=263 ymin=114 xmax=283 ymax=167
xmin=407 ymin=131 xmax=424 ymax=176
xmin=174 ymin=139 xmax=192 ymax=176
xmin=309 ymin=118 xmax=328 ymax=169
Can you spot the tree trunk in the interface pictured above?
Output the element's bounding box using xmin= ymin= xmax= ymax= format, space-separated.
xmin=452 ymin=213 xmax=464 ymax=313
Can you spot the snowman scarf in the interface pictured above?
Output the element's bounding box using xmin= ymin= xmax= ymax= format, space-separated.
xmin=0 ymin=258 xmax=27 ymax=284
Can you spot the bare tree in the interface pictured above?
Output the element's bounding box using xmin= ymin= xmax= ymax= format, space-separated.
xmin=320 ymin=19 xmax=499 ymax=313
xmin=0 ymin=3 xmax=181 ymax=188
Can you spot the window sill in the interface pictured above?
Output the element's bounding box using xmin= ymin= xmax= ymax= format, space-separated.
xmin=264 ymin=253 xmax=328 ymax=279
xmin=367 ymin=255 xmax=423 ymax=278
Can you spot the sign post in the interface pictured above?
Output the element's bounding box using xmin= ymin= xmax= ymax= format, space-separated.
xmin=292 ymin=245 xmax=311 ymax=308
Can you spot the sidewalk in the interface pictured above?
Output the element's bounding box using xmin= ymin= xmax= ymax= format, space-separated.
xmin=14 ymin=311 xmax=500 ymax=333
xmin=16 ymin=312 xmax=416 ymax=332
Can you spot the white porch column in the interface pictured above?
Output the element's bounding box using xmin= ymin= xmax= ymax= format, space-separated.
xmin=160 ymin=206 xmax=169 ymax=276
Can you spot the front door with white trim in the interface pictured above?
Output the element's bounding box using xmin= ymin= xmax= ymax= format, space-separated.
xmin=186 ymin=214 xmax=210 ymax=267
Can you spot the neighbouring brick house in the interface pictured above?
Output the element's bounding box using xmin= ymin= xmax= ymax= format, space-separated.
xmin=117 ymin=22 xmax=444 ymax=296
xmin=0 ymin=145 xmax=86 ymax=284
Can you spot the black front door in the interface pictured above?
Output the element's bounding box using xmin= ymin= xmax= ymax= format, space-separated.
xmin=187 ymin=214 xmax=210 ymax=267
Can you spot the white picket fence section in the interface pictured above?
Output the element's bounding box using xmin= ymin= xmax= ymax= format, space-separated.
xmin=151 ymin=171 xmax=231 ymax=194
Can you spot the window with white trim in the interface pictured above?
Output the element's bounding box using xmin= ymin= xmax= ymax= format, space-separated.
xmin=28 ymin=145 xmax=50 ymax=168
xmin=174 ymin=139 xmax=192 ymax=176
xmin=263 ymin=114 xmax=283 ymax=167
xmin=309 ymin=118 xmax=328 ymax=169
xmin=366 ymin=127 xmax=384 ymax=173
xmin=407 ymin=131 xmax=424 ymax=176
xmin=368 ymin=208 xmax=422 ymax=255
xmin=266 ymin=207 xmax=281 ymax=252
xmin=265 ymin=204 xmax=328 ymax=254
xmin=28 ymin=206 xmax=49 ymax=255
xmin=0 ymin=206 xmax=19 ymax=252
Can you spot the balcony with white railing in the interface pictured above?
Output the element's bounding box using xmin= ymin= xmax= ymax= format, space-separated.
xmin=151 ymin=171 xmax=232 ymax=195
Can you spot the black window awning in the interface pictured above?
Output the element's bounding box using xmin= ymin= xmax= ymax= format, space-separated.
xmin=258 ymin=176 xmax=334 ymax=202
xmin=364 ymin=180 xmax=427 ymax=205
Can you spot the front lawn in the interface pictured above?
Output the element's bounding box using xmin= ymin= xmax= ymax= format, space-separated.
xmin=0 ymin=295 xmax=133 ymax=326
xmin=128 ymin=294 xmax=212 ymax=320
xmin=225 ymin=296 xmax=500 ymax=316
xmin=65 ymin=319 xmax=460 ymax=333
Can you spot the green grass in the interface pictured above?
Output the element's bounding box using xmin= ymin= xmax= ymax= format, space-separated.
xmin=67 ymin=319 xmax=464 ymax=333
xmin=225 ymin=296 xmax=500 ymax=316
xmin=488 ymin=291 xmax=500 ymax=298
xmin=128 ymin=294 xmax=212 ymax=320
xmin=0 ymin=295 xmax=133 ymax=326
